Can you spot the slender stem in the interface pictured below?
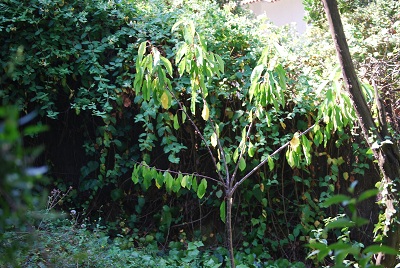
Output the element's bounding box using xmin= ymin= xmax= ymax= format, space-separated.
xmin=226 ymin=195 xmax=235 ymax=268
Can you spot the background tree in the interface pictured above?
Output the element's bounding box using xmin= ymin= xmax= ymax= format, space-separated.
xmin=322 ymin=0 xmax=400 ymax=266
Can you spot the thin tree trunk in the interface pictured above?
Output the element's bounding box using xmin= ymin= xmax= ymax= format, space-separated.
xmin=226 ymin=194 xmax=235 ymax=268
xmin=321 ymin=1 xmax=400 ymax=267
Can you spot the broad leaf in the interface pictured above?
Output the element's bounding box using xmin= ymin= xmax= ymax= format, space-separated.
xmin=197 ymin=178 xmax=207 ymax=199
xmin=220 ymin=201 xmax=226 ymax=223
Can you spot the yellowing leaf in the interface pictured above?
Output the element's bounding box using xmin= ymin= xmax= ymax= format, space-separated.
xmin=280 ymin=121 xmax=286 ymax=129
xmin=161 ymin=92 xmax=170 ymax=109
xmin=290 ymin=133 xmax=300 ymax=150
xmin=202 ymin=103 xmax=210 ymax=121
xmin=211 ymin=132 xmax=218 ymax=147
xmin=343 ymin=172 xmax=349 ymax=180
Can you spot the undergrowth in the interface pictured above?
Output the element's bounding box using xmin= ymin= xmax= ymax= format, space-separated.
xmin=1 ymin=212 xmax=306 ymax=268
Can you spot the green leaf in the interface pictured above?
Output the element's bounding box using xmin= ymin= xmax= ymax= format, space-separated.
xmin=322 ymin=194 xmax=351 ymax=207
xmin=143 ymin=168 xmax=153 ymax=190
xmin=160 ymin=56 xmax=173 ymax=77
xmin=233 ymin=148 xmax=239 ymax=163
xmin=165 ymin=172 xmax=174 ymax=193
xmin=181 ymin=175 xmax=188 ymax=188
xmin=178 ymin=58 xmax=186 ymax=76
xmin=172 ymin=176 xmax=181 ymax=193
xmin=248 ymin=142 xmax=256 ymax=157
xmin=267 ymin=156 xmax=274 ymax=171
xmin=131 ymin=166 xmax=139 ymax=184
xmin=239 ymin=157 xmax=246 ymax=171
xmin=216 ymin=189 xmax=223 ymax=198
xmin=215 ymin=54 xmax=224 ymax=74
xmin=138 ymin=41 xmax=146 ymax=62
xmin=155 ymin=172 xmax=164 ymax=189
xmin=363 ymin=245 xmax=398 ymax=255
xmin=173 ymin=114 xmax=180 ymax=130
xmin=197 ymin=178 xmax=207 ymax=199
xmin=250 ymin=65 xmax=264 ymax=83
xmin=220 ymin=201 xmax=226 ymax=223
xmin=325 ymin=218 xmax=355 ymax=230
xmin=357 ymin=189 xmax=378 ymax=202
xmin=191 ymin=177 xmax=198 ymax=192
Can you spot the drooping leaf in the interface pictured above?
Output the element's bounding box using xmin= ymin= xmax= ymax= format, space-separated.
xmin=173 ymin=114 xmax=180 ymax=130
xmin=220 ymin=201 xmax=226 ymax=223
xmin=290 ymin=132 xmax=300 ymax=150
xmin=239 ymin=157 xmax=246 ymax=171
xmin=160 ymin=56 xmax=173 ymax=77
xmin=211 ymin=132 xmax=218 ymax=147
xmin=165 ymin=172 xmax=174 ymax=193
xmin=267 ymin=156 xmax=274 ymax=171
xmin=248 ymin=142 xmax=256 ymax=157
xmin=181 ymin=175 xmax=188 ymax=188
xmin=325 ymin=218 xmax=355 ymax=230
xmin=364 ymin=245 xmax=398 ymax=255
xmin=161 ymin=91 xmax=170 ymax=109
xmin=155 ymin=172 xmax=164 ymax=189
xmin=197 ymin=178 xmax=207 ymax=199
xmin=143 ymin=168 xmax=153 ymax=190
xmin=357 ymin=189 xmax=378 ymax=202
xmin=322 ymin=194 xmax=351 ymax=207
xmin=138 ymin=41 xmax=146 ymax=62
xmin=233 ymin=148 xmax=239 ymax=163
xmin=201 ymin=102 xmax=209 ymax=121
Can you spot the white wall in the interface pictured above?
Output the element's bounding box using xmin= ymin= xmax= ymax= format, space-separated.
xmin=245 ymin=0 xmax=307 ymax=33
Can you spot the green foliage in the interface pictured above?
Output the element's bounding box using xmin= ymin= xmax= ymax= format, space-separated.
xmin=0 ymin=106 xmax=48 ymax=266
xmin=307 ymin=183 xmax=398 ymax=267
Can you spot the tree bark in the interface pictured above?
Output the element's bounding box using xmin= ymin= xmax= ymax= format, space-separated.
xmin=321 ymin=0 xmax=400 ymax=267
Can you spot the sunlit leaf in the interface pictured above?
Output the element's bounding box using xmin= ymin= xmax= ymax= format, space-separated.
xmin=138 ymin=41 xmax=146 ymax=62
xmin=161 ymin=91 xmax=170 ymax=109
xmin=197 ymin=178 xmax=207 ymax=199
xmin=267 ymin=156 xmax=274 ymax=171
xmin=211 ymin=132 xmax=217 ymax=147
xmin=290 ymin=132 xmax=300 ymax=150
xmin=160 ymin=56 xmax=173 ymax=76
xmin=202 ymin=103 xmax=209 ymax=121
